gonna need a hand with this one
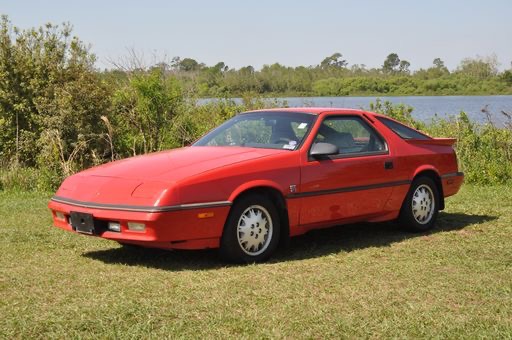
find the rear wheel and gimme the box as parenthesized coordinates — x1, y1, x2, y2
(220, 194, 280, 263)
(399, 177, 439, 232)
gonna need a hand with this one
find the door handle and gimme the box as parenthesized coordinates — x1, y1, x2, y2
(384, 161, 394, 170)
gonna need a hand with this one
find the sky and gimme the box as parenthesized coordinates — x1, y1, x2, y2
(2, 0, 511, 71)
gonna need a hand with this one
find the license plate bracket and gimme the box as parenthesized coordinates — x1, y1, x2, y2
(70, 211, 95, 234)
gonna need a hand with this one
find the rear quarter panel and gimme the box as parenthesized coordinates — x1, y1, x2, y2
(372, 117, 461, 211)
(372, 117, 459, 178)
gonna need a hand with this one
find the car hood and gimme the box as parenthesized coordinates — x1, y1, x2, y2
(55, 146, 287, 205)
(80, 146, 286, 181)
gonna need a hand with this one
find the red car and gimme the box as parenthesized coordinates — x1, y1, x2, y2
(49, 108, 463, 262)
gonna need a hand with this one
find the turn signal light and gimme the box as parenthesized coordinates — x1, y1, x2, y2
(127, 222, 145, 231)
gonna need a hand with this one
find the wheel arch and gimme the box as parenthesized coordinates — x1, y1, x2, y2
(412, 167, 444, 210)
(227, 183, 290, 247)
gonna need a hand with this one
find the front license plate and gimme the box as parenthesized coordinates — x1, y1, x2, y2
(70, 212, 95, 234)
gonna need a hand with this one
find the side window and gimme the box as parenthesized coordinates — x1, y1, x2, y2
(313, 116, 387, 155)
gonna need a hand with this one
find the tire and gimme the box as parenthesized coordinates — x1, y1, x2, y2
(220, 193, 280, 263)
(398, 177, 439, 232)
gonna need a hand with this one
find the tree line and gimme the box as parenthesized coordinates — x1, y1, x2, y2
(102, 50, 512, 98)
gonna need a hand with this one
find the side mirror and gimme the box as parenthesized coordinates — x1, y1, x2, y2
(310, 142, 338, 158)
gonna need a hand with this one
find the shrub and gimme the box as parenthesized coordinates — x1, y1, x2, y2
(0, 16, 112, 179)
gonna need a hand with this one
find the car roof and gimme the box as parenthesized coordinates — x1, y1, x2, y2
(246, 107, 383, 117)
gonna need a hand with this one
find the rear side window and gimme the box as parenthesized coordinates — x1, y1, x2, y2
(377, 117, 431, 140)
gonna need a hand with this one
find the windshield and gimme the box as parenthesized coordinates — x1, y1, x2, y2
(193, 111, 316, 150)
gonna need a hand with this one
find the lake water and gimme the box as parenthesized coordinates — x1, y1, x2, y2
(282, 95, 512, 125)
(203, 95, 512, 125)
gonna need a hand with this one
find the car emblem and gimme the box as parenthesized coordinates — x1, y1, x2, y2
(289, 185, 297, 193)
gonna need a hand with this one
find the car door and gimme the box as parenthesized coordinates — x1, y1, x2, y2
(299, 115, 398, 226)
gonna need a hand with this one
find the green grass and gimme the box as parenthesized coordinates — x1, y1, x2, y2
(1, 186, 511, 338)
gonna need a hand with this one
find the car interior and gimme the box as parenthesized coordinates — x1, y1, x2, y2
(314, 119, 387, 155)
(270, 120, 298, 144)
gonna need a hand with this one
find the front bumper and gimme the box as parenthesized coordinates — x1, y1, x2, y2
(48, 198, 231, 250)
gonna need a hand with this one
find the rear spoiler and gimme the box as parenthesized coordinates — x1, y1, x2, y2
(405, 138, 456, 146)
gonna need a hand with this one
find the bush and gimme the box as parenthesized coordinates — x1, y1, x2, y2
(0, 16, 111, 179)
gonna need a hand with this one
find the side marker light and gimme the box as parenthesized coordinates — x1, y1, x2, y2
(198, 212, 214, 219)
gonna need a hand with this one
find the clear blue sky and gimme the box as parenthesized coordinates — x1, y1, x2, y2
(2, 0, 511, 71)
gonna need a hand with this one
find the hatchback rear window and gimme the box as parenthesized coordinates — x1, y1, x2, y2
(377, 117, 431, 140)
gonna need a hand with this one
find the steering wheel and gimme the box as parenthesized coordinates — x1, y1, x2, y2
(273, 137, 292, 144)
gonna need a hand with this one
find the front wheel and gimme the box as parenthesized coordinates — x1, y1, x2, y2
(399, 177, 439, 232)
(220, 194, 280, 263)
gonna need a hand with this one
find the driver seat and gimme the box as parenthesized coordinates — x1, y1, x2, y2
(271, 121, 296, 143)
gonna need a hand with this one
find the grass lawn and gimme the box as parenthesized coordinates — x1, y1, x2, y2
(1, 185, 511, 338)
